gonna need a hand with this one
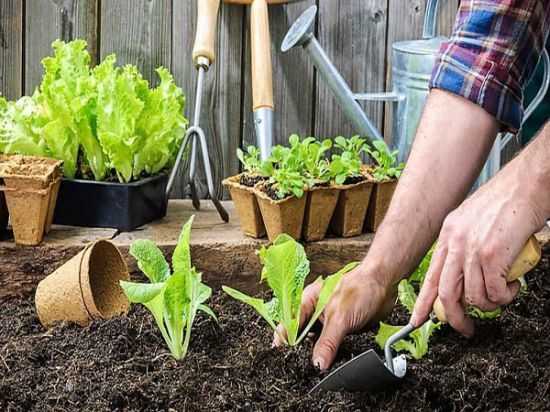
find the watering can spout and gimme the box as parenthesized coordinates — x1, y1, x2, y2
(281, 5, 384, 143)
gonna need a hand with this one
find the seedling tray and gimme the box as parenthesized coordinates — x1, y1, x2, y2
(53, 174, 168, 231)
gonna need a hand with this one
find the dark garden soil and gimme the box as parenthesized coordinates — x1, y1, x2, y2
(239, 174, 265, 188)
(1, 251, 550, 411)
(343, 175, 365, 185)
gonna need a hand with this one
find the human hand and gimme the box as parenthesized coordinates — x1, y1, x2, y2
(410, 175, 544, 336)
(273, 264, 397, 370)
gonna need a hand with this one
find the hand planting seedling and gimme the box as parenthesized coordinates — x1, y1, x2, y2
(223, 234, 358, 345)
(330, 135, 369, 185)
(119, 216, 216, 360)
(367, 140, 404, 181)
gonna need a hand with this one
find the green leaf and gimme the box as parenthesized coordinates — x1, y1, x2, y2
(129, 239, 170, 283)
(468, 306, 502, 319)
(173, 215, 194, 275)
(397, 279, 417, 314)
(376, 320, 441, 360)
(198, 304, 218, 323)
(222, 286, 285, 343)
(119, 280, 165, 304)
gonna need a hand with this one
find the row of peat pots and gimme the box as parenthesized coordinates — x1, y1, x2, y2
(224, 170, 397, 242)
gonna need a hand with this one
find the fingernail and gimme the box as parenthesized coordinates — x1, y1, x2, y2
(313, 358, 325, 370)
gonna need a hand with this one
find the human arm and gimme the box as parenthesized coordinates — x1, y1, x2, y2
(274, 89, 499, 369)
(411, 120, 550, 335)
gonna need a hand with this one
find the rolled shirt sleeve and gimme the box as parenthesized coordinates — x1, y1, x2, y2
(430, 0, 550, 132)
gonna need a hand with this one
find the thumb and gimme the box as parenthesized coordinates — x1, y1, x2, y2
(312, 315, 347, 371)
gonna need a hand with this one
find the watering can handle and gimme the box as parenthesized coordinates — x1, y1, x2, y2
(422, 0, 440, 40)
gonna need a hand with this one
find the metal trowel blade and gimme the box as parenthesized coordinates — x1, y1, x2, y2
(309, 349, 407, 394)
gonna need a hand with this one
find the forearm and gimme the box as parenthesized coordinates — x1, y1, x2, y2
(363, 89, 499, 288)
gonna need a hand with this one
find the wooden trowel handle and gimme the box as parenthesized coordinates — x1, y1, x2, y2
(251, 0, 274, 110)
(433, 235, 542, 323)
(193, 0, 221, 63)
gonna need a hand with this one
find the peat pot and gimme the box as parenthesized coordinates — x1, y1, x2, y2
(53, 174, 168, 231)
(302, 185, 340, 242)
(255, 187, 306, 242)
(223, 174, 266, 238)
(330, 178, 373, 238)
(365, 179, 398, 232)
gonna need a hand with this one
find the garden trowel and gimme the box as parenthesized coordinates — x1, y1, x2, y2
(310, 235, 542, 394)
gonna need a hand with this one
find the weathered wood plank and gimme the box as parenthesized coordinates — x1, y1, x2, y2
(0, 200, 375, 301)
(313, 0, 388, 140)
(24, 0, 99, 95)
(0, 0, 23, 100)
(171, 3, 244, 200)
(100, 0, 171, 87)
(383, 0, 459, 140)
(241, 1, 316, 148)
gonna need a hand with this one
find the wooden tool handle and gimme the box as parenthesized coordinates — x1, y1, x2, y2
(193, 0, 221, 63)
(251, 0, 274, 110)
(433, 236, 542, 322)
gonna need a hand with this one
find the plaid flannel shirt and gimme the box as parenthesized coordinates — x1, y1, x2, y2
(430, 0, 550, 132)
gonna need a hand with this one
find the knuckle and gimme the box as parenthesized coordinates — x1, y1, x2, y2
(319, 336, 338, 354)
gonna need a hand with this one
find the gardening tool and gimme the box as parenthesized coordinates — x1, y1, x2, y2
(224, 0, 296, 159)
(166, 0, 229, 222)
(282, 1, 550, 189)
(310, 235, 542, 393)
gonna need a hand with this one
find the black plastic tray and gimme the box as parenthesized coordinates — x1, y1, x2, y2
(53, 174, 168, 231)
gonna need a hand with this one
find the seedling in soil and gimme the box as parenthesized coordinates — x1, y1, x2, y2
(223, 234, 358, 345)
(291, 135, 332, 187)
(261, 140, 308, 199)
(367, 140, 404, 181)
(236, 145, 267, 187)
(120, 216, 216, 360)
(330, 135, 369, 185)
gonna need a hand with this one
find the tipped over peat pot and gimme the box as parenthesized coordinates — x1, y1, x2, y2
(223, 174, 266, 238)
(35, 240, 130, 328)
(330, 176, 374, 237)
(53, 173, 168, 231)
(302, 185, 340, 241)
(365, 179, 397, 232)
(255, 186, 307, 242)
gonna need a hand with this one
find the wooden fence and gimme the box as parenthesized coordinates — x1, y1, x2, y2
(0, 0, 459, 199)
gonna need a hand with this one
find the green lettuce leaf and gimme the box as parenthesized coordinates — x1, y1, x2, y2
(129, 239, 170, 283)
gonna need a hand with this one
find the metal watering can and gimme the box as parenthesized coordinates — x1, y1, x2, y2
(282, 0, 550, 188)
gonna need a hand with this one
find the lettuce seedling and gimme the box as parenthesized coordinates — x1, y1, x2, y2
(375, 249, 441, 359)
(261, 139, 308, 199)
(292, 135, 332, 186)
(236, 145, 263, 175)
(329, 135, 369, 185)
(119, 216, 216, 360)
(367, 140, 404, 181)
(223, 234, 358, 345)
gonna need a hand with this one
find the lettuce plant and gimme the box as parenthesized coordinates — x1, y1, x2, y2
(223, 234, 358, 345)
(261, 140, 307, 199)
(367, 140, 404, 181)
(236, 145, 263, 175)
(0, 39, 188, 183)
(329, 135, 369, 185)
(119, 216, 216, 360)
(291, 135, 332, 187)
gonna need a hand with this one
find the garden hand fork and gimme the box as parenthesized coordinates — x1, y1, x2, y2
(310, 236, 542, 393)
(167, 0, 228, 222)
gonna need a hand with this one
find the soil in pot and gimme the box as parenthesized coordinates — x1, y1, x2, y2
(330, 174, 373, 237)
(255, 185, 307, 242)
(365, 179, 398, 232)
(223, 174, 266, 238)
(1, 247, 550, 411)
(0, 192, 8, 233)
(302, 184, 340, 242)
